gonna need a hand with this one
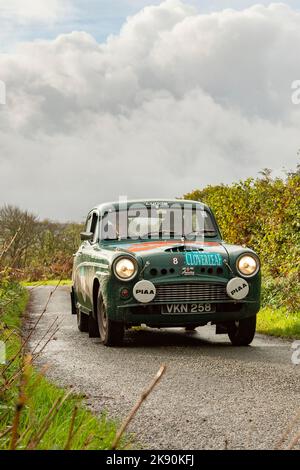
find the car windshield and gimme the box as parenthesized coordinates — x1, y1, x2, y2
(100, 205, 217, 241)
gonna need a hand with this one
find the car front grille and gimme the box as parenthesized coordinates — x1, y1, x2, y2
(155, 283, 229, 303)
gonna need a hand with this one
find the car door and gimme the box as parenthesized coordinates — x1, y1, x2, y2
(74, 211, 93, 309)
(79, 211, 99, 310)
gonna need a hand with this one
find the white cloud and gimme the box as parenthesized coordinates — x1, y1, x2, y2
(0, 0, 73, 22)
(0, 1, 299, 220)
(0, 0, 75, 49)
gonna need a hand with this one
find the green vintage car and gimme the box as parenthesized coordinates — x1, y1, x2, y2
(71, 199, 261, 346)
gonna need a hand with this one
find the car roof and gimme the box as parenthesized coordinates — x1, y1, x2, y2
(91, 199, 209, 215)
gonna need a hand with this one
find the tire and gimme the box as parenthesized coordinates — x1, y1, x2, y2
(96, 291, 124, 346)
(227, 315, 256, 346)
(70, 289, 77, 315)
(77, 309, 89, 332)
(88, 313, 100, 338)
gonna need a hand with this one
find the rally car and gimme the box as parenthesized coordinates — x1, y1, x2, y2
(71, 199, 261, 346)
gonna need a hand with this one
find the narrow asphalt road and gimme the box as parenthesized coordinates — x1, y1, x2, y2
(27, 286, 300, 450)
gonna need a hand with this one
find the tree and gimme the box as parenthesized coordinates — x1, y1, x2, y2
(0, 205, 38, 269)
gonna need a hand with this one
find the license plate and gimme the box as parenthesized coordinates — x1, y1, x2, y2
(161, 303, 216, 314)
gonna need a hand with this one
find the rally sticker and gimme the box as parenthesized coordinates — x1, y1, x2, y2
(185, 252, 223, 267)
(182, 267, 195, 276)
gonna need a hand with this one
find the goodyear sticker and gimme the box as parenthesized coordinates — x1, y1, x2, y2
(185, 252, 223, 267)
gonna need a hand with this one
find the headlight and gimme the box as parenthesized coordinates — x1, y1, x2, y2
(237, 254, 259, 277)
(113, 257, 137, 281)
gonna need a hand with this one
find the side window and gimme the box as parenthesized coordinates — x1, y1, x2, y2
(84, 212, 98, 243)
(85, 214, 92, 233)
(90, 212, 99, 243)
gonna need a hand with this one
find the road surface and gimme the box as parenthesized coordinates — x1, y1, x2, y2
(27, 286, 300, 450)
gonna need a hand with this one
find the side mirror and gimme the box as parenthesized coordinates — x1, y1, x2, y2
(80, 231, 93, 241)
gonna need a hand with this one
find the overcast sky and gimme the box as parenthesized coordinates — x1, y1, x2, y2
(0, 1, 299, 221)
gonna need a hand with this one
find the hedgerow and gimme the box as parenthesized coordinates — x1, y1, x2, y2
(184, 167, 300, 313)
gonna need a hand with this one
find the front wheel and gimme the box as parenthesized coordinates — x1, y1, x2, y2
(227, 315, 256, 346)
(96, 292, 124, 346)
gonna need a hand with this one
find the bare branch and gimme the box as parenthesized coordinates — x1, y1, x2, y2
(9, 354, 31, 450)
(26, 389, 73, 449)
(64, 406, 78, 450)
(111, 364, 166, 450)
(1, 280, 61, 374)
(0, 227, 21, 264)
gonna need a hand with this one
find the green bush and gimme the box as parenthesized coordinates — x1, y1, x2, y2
(261, 272, 300, 313)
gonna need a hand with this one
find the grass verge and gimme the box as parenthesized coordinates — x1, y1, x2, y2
(257, 307, 300, 339)
(21, 279, 72, 287)
(0, 282, 127, 450)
